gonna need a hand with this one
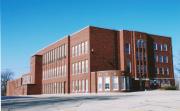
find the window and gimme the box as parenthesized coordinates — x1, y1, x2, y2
(125, 43, 130, 54)
(75, 80, 78, 92)
(75, 45, 78, 57)
(105, 77, 110, 91)
(163, 44, 168, 51)
(72, 64, 74, 75)
(79, 44, 81, 56)
(112, 76, 119, 90)
(82, 80, 85, 92)
(159, 68, 164, 74)
(159, 55, 163, 63)
(64, 64, 66, 76)
(98, 77, 102, 91)
(85, 79, 88, 92)
(154, 54, 158, 62)
(79, 61, 81, 74)
(82, 42, 85, 54)
(72, 46, 74, 57)
(75, 63, 78, 74)
(126, 60, 131, 73)
(59, 46, 62, 59)
(155, 67, 159, 74)
(85, 41, 88, 53)
(64, 44, 67, 57)
(137, 39, 145, 48)
(164, 67, 169, 75)
(82, 61, 85, 73)
(163, 56, 168, 63)
(57, 47, 59, 59)
(62, 65, 64, 76)
(72, 81, 75, 92)
(161, 44, 168, 51)
(85, 60, 88, 73)
(153, 42, 158, 50)
(62, 45, 64, 58)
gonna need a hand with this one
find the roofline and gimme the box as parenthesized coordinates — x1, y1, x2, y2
(32, 25, 172, 56)
(32, 25, 91, 56)
(120, 30, 171, 39)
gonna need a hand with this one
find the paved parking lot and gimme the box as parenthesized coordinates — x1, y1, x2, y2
(1, 90, 180, 111)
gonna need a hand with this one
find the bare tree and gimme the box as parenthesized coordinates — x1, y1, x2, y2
(1, 69, 14, 96)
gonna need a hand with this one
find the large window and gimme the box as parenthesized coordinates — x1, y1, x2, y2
(125, 43, 130, 54)
(126, 60, 131, 73)
(161, 44, 168, 51)
(82, 42, 85, 54)
(153, 42, 158, 50)
(154, 54, 158, 62)
(79, 44, 81, 56)
(159, 67, 164, 74)
(85, 60, 88, 73)
(85, 41, 88, 53)
(112, 76, 119, 90)
(163, 56, 168, 63)
(155, 67, 159, 74)
(82, 61, 85, 73)
(98, 77, 102, 91)
(86, 79, 88, 92)
(78, 61, 81, 74)
(82, 80, 85, 92)
(72, 46, 74, 57)
(105, 77, 110, 91)
(159, 55, 163, 63)
(164, 67, 169, 75)
(137, 39, 145, 48)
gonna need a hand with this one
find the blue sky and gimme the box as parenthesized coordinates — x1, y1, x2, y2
(2, 0, 180, 78)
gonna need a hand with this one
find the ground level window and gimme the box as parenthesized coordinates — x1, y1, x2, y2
(105, 77, 110, 91)
(98, 77, 102, 91)
(112, 76, 119, 90)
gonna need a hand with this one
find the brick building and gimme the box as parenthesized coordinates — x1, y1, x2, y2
(7, 26, 174, 96)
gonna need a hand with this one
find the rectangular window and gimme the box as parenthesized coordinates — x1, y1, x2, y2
(153, 42, 158, 50)
(112, 76, 119, 90)
(79, 61, 81, 74)
(159, 55, 163, 63)
(98, 77, 102, 91)
(163, 56, 168, 63)
(64, 64, 66, 76)
(105, 77, 110, 91)
(62, 45, 64, 58)
(75, 45, 78, 57)
(59, 46, 62, 59)
(72, 64, 74, 75)
(72, 46, 74, 57)
(125, 43, 130, 54)
(86, 79, 88, 92)
(164, 44, 168, 51)
(75, 62, 78, 74)
(159, 67, 164, 74)
(79, 44, 81, 56)
(82, 42, 85, 54)
(85, 41, 88, 53)
(82, 80, 85, 92)
(72, 81, 74, 92)
(164, 67, 169, 75)
(82, 61, 85, 73)
(79, 80, 81, 92)
(154, 54, 158, 62)
(64, 44, 67, 57)
(76, 80, 78, 92)
(62, 65, 64, 76)
(85, 60, 88, 73)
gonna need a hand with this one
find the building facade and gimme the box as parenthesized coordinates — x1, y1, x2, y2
(7, 26, 174, 96)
